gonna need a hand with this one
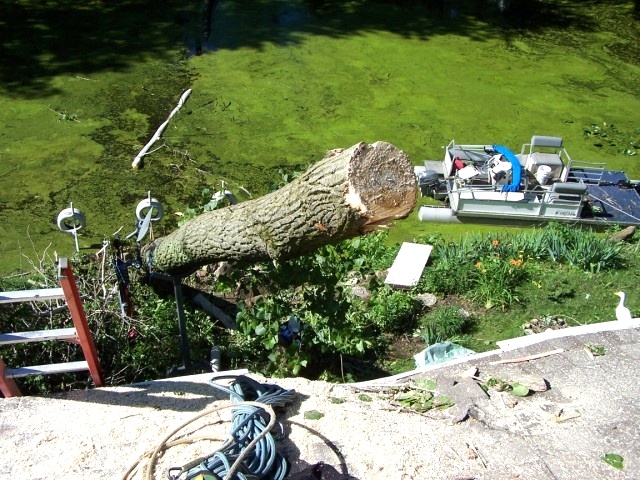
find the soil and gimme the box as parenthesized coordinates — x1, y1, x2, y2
(383, 334, 425, 368)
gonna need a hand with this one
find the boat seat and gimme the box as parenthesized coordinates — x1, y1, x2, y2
(531, 136, 563, 149)
(545, 182, 587, 203)
(550, 182, 587, 195)
(521, 135, 566, 176)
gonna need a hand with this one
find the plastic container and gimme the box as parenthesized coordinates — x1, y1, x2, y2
(536, 165, 552, 185)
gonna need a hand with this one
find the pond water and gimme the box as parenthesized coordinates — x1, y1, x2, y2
(1, 0, 639, 274)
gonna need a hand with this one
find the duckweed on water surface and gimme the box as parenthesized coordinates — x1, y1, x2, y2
(1, 0, 640, 273)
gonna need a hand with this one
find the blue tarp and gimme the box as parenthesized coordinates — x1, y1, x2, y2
(493, 144, 522, 193)
(414, 341, 476, 368)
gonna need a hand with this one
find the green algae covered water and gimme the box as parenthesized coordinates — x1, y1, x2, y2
(1, 0, 639, 273)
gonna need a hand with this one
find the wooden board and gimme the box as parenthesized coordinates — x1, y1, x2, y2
(384, 242, 433, 288)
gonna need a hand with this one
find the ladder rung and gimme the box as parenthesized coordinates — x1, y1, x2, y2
(5, 361, 89, 378)
(0, 288, 65, 304)
(0, 328, 78, 345)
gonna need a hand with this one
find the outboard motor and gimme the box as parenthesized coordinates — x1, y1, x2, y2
(489, 154, 512, 185)
(417, 170, 443, 198)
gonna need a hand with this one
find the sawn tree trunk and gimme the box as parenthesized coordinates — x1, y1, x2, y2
(141, 141, 417, 276)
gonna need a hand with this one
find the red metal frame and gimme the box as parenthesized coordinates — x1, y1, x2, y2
(57, 258, 104, 388)
(0, 358, 22, 397)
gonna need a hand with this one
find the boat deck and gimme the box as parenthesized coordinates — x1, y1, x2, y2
(581, 170, 640, 226)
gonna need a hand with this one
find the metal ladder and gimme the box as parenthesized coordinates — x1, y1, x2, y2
(0, 258, 104, 397)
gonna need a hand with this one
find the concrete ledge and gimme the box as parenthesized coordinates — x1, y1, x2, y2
(350, 318, 640, 388)
(497, 318, 640, 350)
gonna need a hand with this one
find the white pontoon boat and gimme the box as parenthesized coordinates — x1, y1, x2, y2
(415, 135, 640, 227)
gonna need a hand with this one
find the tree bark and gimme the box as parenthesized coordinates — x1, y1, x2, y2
(141, 141, 417, 276)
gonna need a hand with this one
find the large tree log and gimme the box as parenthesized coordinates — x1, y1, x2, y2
(141, 141, 417, 276)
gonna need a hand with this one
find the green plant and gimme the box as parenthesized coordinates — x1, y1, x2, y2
(584, 343, 606, 357)
(394, 379, 454, 413)
(542, 223, 624, 272)
(471, 247, 528, 310)
(418, 238, 477, 295)
(602, 453, 624, 470)
(417, 306, 471, 345)
(584, 122, 638, 156)
(234, 295, 311, 376)
(225, 233, 403, 377)
(177, 186, 236, 226)
(364, 287, 419, 333)
(485, 377, 530, 397)
(268, 167, 304, 191)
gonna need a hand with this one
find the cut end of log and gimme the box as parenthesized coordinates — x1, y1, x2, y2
(346, 141, 417, 232)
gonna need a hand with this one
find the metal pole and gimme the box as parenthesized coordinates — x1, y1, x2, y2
(70, 202, 80, 253)
(172, 276, 191, 368)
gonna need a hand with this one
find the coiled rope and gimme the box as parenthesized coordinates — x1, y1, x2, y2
(122, 375, 295, 480)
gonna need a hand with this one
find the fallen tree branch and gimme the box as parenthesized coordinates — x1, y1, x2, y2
(132, 88, 192, 169)
(191, 293, 236, 329)
(490, 348, 565, 365)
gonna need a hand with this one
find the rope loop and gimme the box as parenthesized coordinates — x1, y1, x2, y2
(122, 378, 294, 480)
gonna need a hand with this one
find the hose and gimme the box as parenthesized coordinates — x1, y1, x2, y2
(122, 375, 295, 480)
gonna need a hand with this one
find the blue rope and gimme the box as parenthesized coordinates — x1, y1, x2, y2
(184, 376, 295, 480)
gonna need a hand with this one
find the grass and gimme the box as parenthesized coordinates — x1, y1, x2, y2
(453, 245, 640, 354)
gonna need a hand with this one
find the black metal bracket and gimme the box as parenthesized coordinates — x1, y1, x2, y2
(149, 272, 194, 373)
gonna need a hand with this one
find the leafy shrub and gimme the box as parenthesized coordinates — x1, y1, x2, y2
(416, 306, 471, 345)
(364, 287, 420, 333)
(418, 239, 477, 295)
(224, 232, 404, 377)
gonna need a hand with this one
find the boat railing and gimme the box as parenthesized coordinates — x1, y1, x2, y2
(452, 182, 586, 205)
(566, 160, 605, 185)
(453, 184, 526, 201)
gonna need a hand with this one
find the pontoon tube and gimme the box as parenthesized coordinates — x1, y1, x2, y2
(418, 206, 461, 223)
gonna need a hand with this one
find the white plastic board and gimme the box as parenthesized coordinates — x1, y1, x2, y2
(384, 242, 433, 288)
